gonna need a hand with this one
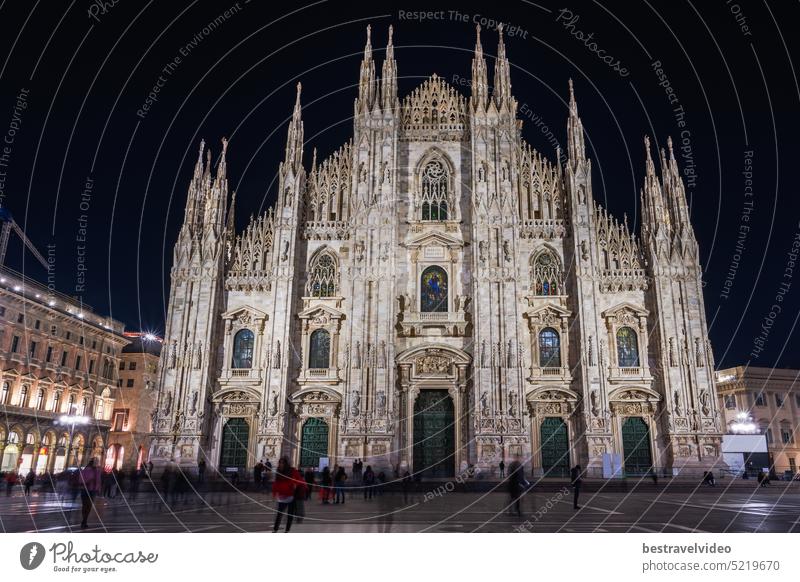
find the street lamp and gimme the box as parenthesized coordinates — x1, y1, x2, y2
(56, 410, 90, 469)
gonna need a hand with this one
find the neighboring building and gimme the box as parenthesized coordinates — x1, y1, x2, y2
(105, 332, 162, 472)
(716, 366, 800, 475)
(0, 267, 127, 474)
(150, 26, 724, 478)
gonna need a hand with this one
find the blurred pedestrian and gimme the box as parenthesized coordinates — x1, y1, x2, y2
(5, 470, 18, 496)
(303, 467, 315, 500)
(363, 465, 376, 500)
(272, 457, 302, 532)
(79, 458, 102, 529)
(320, 466, 332, 504)
(334, 466, 347, 504)
(401, 470, 412, 504)
(23, 469, 35, 496)
(570, 464, 583, 509)
(507, 456, 523, 516)
(253, 460, 264, 489)
(197, 458, 206, 484)
(499, 460, 506, 478)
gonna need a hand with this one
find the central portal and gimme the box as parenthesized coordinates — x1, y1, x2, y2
(413, 389, 455, 478)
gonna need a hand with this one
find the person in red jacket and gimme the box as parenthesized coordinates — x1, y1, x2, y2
(272, 457, 304, 532)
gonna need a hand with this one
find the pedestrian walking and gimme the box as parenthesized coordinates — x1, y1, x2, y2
(197, 458, 206, 484)
(363, 465, 376, 500)
(272, 457, 303, 532)
(253, 460, 264, 489)
(334, 466, 347, 504)
(79, 458, 102, 529)
(5, 470, 18, 496)
(570, 464, 583, 509)
(320, 466, 332, 504)
(401, 470, 412, 504)
(23, 469, 35, 496)
(507, 456, 523, 516)
(303, 467, 315, 500)
(499, 460, 506, 478)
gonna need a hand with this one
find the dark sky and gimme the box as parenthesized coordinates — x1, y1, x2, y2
(0, 0, 797, 369)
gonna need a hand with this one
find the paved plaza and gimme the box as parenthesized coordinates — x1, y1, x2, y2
(1, 481, 799, 533)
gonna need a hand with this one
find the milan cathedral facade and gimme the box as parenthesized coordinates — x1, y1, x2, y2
(149, 25, 724, 478)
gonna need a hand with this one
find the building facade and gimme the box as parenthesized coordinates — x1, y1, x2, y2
(0, 267, 127, 474)
(150, 26, 724, 478)
(716, 366, 799, 475)
(105, 332, 162, 471)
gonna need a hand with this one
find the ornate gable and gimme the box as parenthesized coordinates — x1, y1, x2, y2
(401, 75, 468, 141)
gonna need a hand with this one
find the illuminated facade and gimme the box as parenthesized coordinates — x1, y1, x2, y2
(151, 26, 724, 478)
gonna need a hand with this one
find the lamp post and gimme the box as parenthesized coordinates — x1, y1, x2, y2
(57, 409, 90, 469)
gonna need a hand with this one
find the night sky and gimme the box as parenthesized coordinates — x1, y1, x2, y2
(0, 0, 797, 369)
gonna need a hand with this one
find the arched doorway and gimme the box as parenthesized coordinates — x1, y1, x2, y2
(219, 418, 249, 471)
(413, 390, 455, 478)
(621, 417, 652, 475)
(540, 417, 570, 477)
(299, 418, 329, 469)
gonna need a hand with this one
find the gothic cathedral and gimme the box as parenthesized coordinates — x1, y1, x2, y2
(149, 25, 724, 478)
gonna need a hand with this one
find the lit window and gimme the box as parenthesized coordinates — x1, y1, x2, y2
(419, 159, 449, 221)
(420, 266, 448, 313)
(724, 394, 736, 409)
(538, 328, 561, 368)
(307, 253, 338, 297)
(231, 329, 254, 369)
(531, 250, 562, 296)
(309, 329, 331, 369)
(616, 327, 639, 368)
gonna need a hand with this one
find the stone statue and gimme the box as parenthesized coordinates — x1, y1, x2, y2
(480, 391, 489, 416)
(508, 392, 518, 416)
(273, 340, 281, 368)
(350, 390, 361, 416)
(269, 391, 279, 416)
(193, 342, 202, 369)
(378, 340, 387, 369)
(353, 342, 362, 368)
(587, 336, 594, 366)
(168, 341, 177, 369)
(478, 240, 488, 262)
(376, 390, 386, 414)
(590, 390, 599, 416)
(673, 390, 681, 414)
(281, 240, 289, 262)
(502, 240, 511, 262)
(162, 391, 172, 414)
(700, 390, 710, 415)
(480, 340, 488, 368)
(190, 392, 198, 415)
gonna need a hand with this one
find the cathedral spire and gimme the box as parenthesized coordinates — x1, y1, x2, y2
(566, 79, 586, 168)
(205, 137, 230, 232)
(356, 25, 376, 113)
(380, 25, 398, 110)
(471, 24, 488, 112)
(492, 24, 512, 109)
(641, 135, 671, 245)
(662, 135, 695, 247)
(284, 82, 304, 171)
(183, 140, 206, 230)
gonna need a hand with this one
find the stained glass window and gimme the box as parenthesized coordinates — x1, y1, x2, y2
(420, 266, 448, 313)
(616, 327, 640, 367)
(232, 329, 254, 369)
(420, 159, 449, 221)
(307, 252, 337, 297)
(539, 328, 561, 368)
(532, 250, 561, 296)
(309, 329, 331, 369)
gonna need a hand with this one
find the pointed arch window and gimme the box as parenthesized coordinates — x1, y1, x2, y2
(18, 384, 29, 407)
(0, 382, 8, 405)
(539, 328, 561, 368)
(35, 388, 45, 410)
(232, 329, 255, 369)
(420, 266, 448, 313)
(616, 327, 640, 367)
(307, 252, 338, 297)
(309, 329, 331, 369)
(531, 250, 562, 296)
(420, 159, 449, 221)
